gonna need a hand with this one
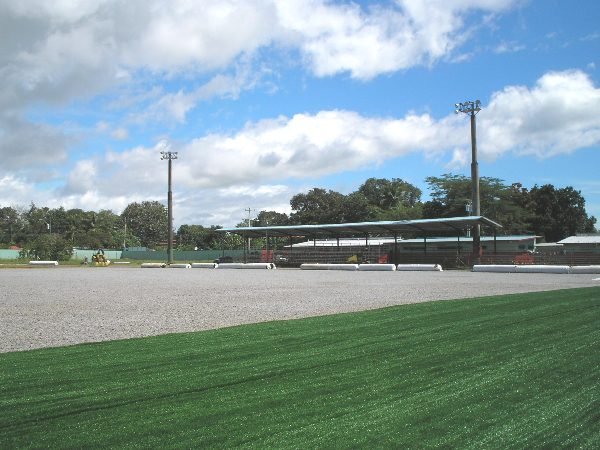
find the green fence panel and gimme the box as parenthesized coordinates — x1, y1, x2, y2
(70, 249, 122, 261)
(0, 249, 20, 260)
(122, 250, 245, 261)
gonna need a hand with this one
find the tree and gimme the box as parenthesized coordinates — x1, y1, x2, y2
(422, 174, 533, 234)
(358, 178, 421, 210)
(0, 206, 23, 246)
(177, 224, 222, 250)
(423, 174, 472, 218)
(289, 188, 347, 224)
(121, 201, 168, 248)
(254, 210, 289, 227)
(341, 192, 374, 223)
(528, 185, 596, 242)
(20, 234, 72, 261)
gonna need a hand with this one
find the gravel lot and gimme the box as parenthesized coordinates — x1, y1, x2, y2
(1, 267, 598, 353)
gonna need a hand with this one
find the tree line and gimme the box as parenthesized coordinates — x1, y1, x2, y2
(1, 174, 596, 259)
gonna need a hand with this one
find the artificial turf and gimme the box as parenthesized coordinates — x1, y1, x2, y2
(0, 287, 599, 448)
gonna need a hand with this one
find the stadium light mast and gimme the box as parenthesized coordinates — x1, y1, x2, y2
(161, 148, 178, 265)
(455, 99, 482, 262)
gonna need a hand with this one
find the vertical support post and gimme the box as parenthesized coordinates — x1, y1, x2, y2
(161, 148, 178, 265)
(243, 234, 247, 263)
(494, 230, 497, 254)
(266, 231, 270, 262)
(394, 232, 398, 265)
(455, 100, 482, 265)
(167, 157, 173, 264)
(470, 112, 481, 263)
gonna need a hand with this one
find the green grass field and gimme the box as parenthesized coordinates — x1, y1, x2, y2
(1, 287, 599, 448)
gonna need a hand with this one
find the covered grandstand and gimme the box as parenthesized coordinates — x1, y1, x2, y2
(219, 216, 504, 267)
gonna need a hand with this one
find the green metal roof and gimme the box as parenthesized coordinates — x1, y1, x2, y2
(218, 216, 502, 238)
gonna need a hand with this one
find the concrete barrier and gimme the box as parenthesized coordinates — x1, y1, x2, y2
(169, 263, 191, 269)
(473, 264, 571, 274)
(515, 265, 570, 274)
(396, 264, 443, 272)
(217, 263, 276, 269)
(357, 264, 397, 271)
(300, 263, 358, 271)
(28, 261, 59, 266)
(569, 265, 600, 274)
(191, 263, 218, 269)
(472, 265, 517, 273)
(141, 263, 166, 268)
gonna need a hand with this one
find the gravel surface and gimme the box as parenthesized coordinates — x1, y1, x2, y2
(1, 267, 598, 353)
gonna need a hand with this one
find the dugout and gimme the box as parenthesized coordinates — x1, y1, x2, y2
(219, 216, 503, 267)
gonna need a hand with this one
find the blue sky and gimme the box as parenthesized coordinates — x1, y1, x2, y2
(1, 0, 599, 227)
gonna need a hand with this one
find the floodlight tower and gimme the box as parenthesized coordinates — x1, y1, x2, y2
(161, 149, 178, 265)
(455, 100, 482, 261)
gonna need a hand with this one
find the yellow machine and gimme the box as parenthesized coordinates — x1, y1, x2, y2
(92, 249, 111, 266)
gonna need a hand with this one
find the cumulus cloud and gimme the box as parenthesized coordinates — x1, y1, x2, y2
(480, 70, 600, 159)
(11, 69, 593, 226)
(279, 0, 520, 79)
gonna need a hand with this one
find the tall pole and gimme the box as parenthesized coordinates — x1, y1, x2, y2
(245, 207, 255, 253)
(161, 149, 178, 265)
(455, 100, 482, 263)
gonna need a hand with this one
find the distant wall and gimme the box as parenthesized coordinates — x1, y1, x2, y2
(71, 249, 122, 261)
(0, 249, 20, 259)
(122, 250, 245, 261)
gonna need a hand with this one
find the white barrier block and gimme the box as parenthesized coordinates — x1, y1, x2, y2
(396, 264, 443, 272)
(569, 265, 600, 274)
(217, 263, 276, 269)
(300, 263, 358, 271)
(358, 264, 397, 271)
(515, 265, 570, 274)
(141, 263, 166, 268)
(29, 261, 59, 266)
(191, 263, 218, 269)
(169, 263, 191, 269)
(472, 265, 517, 273)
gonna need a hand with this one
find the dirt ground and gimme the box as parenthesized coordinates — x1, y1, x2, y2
(1, 266, 598, 352)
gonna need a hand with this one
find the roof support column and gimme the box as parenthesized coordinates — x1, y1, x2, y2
(265, 231, 270, 263)
(494, 229, 497, 254)
(243, 235, 247, 263)
(394, 232, 398, 265)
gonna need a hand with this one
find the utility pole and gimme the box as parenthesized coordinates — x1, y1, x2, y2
(245, 207, 255, 252)
(455, 100, 482, 263)
(161, 148, 178, 265)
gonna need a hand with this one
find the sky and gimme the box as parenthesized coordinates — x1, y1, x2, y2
(1, 0, 599, 228)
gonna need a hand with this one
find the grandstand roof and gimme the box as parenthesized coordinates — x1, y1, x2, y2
(218, 216, 502, 238)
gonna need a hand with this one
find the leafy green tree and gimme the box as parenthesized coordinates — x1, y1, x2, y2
(22, 203, 52, 239)
(121, 201, 168, 248)
(528, 185, 596, 242)
(358, 178, 421, 210)
(20, 234, 72, 261)
(422, 174, 533, 234)
(254, 210, 289, 226)
(177, 224, 222, 250)
(423, 174, 472, 218)
(289, 188, 347, 224)
(341, 192, 374, 223)
(0, 206, 23, 246)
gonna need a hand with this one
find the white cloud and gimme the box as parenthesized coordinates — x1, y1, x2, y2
(278, 0, 520, 79)
(481, 70, 600, 159)
(17, 69, 593, 226)
(111, 127, 129, 140)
